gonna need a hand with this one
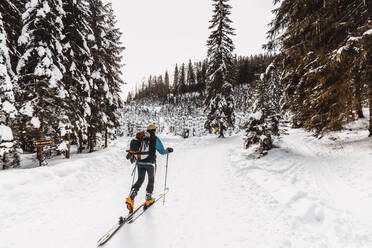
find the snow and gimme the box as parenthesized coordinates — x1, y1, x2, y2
(0, 124, 13, 141)
(1, 117, 372, 248)
(1, 100, 17, 117)
(336, 45, 346, 55)
(37, 47, 46, 57)
(251, 110, 263, 120)
(30, 117, 41, 128)
(19, 102, 34, 117)
(36, 1, 51, 18)
(363, 29, 372, 36)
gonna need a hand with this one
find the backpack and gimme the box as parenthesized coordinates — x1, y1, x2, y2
(126, 131, 146, 163)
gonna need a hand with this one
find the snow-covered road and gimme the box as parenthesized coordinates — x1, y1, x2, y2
(1, 126, 372, 248)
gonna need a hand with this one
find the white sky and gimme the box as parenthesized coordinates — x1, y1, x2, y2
(107, 0, 275, 98)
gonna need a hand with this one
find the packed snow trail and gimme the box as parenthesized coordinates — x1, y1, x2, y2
(105, 135, 287, 248)
(1, 126, 372, 248)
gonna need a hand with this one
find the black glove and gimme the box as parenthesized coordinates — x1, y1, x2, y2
(126, 152, 132, 160)
(167, 147, 174, 153)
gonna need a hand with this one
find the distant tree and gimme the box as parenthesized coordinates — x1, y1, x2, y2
(196, 60, 207, 95)
(164, 71, 170, 96)
(204, 0, 236, 138)
(179, 63, 186, 94)
(173, 64, 179, 96)
(126, 92, 133, 103)
(187, 60, 196, 92)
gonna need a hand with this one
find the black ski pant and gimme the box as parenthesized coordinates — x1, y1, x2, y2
(132, 165, 155, 195)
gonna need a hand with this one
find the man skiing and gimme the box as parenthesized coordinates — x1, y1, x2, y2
(126, 124, 173, 212)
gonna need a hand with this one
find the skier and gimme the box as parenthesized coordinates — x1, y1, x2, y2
(126, 124, 173, 212)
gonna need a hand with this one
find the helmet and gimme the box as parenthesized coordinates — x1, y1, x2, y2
(147, 124, 156, 131)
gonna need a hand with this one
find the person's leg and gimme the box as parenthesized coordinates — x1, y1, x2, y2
(145, 165, 155, 194)
(131, 166, 146, 198)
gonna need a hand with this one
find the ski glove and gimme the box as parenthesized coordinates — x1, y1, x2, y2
(167, 147, 174, 153)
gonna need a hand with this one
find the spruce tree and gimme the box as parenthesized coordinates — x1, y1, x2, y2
(187, 60, 196, 93)
(0, 0, 25, 72)
(101, 2, 124, 147)
(61, 0, 93, 157)
(267, 0, 371, 136)
(204, 0, 236, 138)
(164, 71, 170, 96)
(86, 0, 123, 151)
(173, 64, 179, 96)
(0, 12, 20, 169)
(17, 0, 67, 166)
(179, 63, 186, 94)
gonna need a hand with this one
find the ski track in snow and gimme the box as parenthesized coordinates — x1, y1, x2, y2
(229, 126, 372, 248)
(1, 127, 372, 248)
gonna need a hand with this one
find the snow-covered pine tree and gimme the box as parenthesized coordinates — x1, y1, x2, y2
(0, 12, 20, 169)
(99, 2, 124, 148)
(243, 67, 280, 157)
(86, 0, 107, 152)
(17, 0, 67, 166)
(0, 0, 25, 73)
(204, 0, 235, 138)
(61, 0, 93, 157)
(86, 0, 123, 151)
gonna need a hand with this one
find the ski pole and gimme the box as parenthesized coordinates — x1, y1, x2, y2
(163, 153, 169, 205)
(130, 165, 137, 193)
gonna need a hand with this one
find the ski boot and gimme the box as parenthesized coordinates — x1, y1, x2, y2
(126, 189, 137, 213)
(126, 197, 134, 213)
(144, 192, 155, 210)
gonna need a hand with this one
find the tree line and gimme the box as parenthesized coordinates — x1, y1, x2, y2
(0, 0, 124, 169)
(127, 55, 272, 102)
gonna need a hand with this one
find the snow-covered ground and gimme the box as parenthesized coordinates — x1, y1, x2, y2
(1, 121, 372, 248)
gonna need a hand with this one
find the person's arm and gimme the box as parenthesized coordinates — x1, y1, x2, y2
(156, 138, 168, 155)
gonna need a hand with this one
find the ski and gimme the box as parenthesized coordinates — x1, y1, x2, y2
(97, 202, 145, 247)
(128, 188, 169, 224)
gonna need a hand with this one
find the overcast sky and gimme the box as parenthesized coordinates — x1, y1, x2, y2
(107, 0, 275, 98)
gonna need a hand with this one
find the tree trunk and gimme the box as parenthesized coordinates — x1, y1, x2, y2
(218, 124, 225, 138)
(353, 72, 364, 118)
(36, 129, 46, 166)
(104, 127, 108, 148)
(365, 2, 372, 137)
(78, 131, 83, 153)
(368, 70, 372, 137)
(89, 127, 95, 153)
(66, 133, 71, 159)
(367, 61, 372, 137)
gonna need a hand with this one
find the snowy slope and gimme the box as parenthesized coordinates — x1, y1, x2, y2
(1, 122, 372, 248)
